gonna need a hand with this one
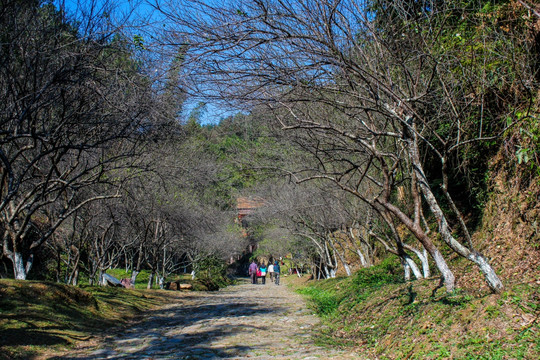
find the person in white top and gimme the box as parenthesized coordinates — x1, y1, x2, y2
(268, 263, 275, 282)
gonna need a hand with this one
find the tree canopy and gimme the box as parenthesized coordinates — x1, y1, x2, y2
(1, 0, 539, 300)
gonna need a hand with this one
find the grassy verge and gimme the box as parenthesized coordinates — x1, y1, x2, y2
(0, 279, 180, 360)
(294, 259, 539, 359)
(105, 268, 231, 291)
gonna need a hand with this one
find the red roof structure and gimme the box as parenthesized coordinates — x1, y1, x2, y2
(236, 196, 264, 220)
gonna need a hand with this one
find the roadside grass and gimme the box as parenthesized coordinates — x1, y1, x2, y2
(0, 279, 179, 360)
(105, 268, 229, 291)
(295, 259, 539, 360)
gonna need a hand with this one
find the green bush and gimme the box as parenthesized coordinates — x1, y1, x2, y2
(192, 255, 231, 291)
(353, 257, 404, 288)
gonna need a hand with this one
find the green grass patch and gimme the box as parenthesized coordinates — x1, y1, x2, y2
(0, 279, 178, 360)
(295, 259, 539, 359)
(298, 285, 341, 316)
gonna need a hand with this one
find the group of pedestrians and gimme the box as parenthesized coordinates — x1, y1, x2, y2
(248, 260, 280, 285)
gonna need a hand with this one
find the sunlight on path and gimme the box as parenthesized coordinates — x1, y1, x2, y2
(55, 279, 364, 359)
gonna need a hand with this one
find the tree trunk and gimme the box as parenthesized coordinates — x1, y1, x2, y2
(56, 248, 62, 283)
(402, 258, 411, 281)
(131, 270, 140, 285)
(349, 228, 369, 267)
(370, 231, 422, 281)
(88, 261, 97, 286)
(323, 241, 337, 278)
(125, 254, 130, 273)
(25, 253, 34, 278)
(328, 267, 336, 278)
(422, 248, 430, 278)
(131, 242, 145, 287)
(329, 237, 351, 276)
(403, 244, 430, 278)
(381, 211, 423, 281)
(428, 196, 503, 292)
(379, 200, 456, 292)
(98, 269, 104, 286)
(72, 267, 79, 286)
(147, 271, 155, 289)
(404, 254, 422, 280)
(67, 251, 81, 285)
(408, 132, 503, 293)
(13, 252, 27, 280)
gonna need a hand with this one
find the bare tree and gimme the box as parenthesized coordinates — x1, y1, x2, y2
(153, 0, 528, 293)
(0, 0, 154, 279)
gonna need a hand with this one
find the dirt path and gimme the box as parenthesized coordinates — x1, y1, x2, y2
(55, 278, 363, 359)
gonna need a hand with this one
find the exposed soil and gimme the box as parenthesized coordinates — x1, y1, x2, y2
(51, 278, 364, 359)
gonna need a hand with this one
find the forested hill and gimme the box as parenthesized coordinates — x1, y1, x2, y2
(0, 0, 539, 357)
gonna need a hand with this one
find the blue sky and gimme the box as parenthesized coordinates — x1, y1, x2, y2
(54, 0, 240, 125)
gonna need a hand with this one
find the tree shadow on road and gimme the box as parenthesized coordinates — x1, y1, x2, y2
(52, 300, 283, 359)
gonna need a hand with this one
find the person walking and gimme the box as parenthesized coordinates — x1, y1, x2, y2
(249, 260, 258, 284)
(268, 262, 274, 282)
(259, 263, 267, 285)
(273, 260, 281, 285)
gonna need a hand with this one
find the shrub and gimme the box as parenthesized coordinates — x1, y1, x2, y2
(192, 255, 231, 291)
(353, 257, 404, 288)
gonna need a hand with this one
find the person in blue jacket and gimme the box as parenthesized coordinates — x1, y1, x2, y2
(273, 261, 281, 285)
(259, 263, 267, 284)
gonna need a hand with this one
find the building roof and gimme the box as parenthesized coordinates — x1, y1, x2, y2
(237, 196, 264, 218)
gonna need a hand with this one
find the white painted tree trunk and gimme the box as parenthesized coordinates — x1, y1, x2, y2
(405, 245, 430, 278)
(131, 270, 140, 285)
(13, 252, 27, 280)
(407, 128, 502, 292)
(356, 249, 368, 267)
(405, 255, 422, 280)
(147, 271, 154, 289)
(422, 248, 430, 278)
(349, 228, 368, 267)
(432, 248, 455, 291)
(414, 158, 503, 292)
(402, 259, 411, 281)
(25, 253, 34, 276)
(386, 205, 456, 292)
(329, 267, 337, 278)
(323, 266, 329, 279)
(342, 260, 352, 277)
(72, 268, 79, 286)
(330, 238, 352, 276)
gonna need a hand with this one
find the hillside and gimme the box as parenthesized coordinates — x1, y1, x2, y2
(294, 153, 540, 359)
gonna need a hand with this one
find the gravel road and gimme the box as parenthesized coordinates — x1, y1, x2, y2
(55, 278, 364, 360)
